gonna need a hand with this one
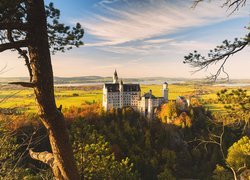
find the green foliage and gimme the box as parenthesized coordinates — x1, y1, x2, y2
(183, 37, 248, 81)
(72, 93, 79, 97)
(0, 122, 19, 178)
(157, 168, 176, 180)
(76, 135, 135, 179)
(70, 108, 178, 179)
(212, 165, 232, 180)
(0, 86, 249, 179)
(211, 136, 250, 179)
(46, 3, 84, 54)
(0, 0, 27, 43)
(226, 136, 250, 171)
(0, 1, 84, 54)
(0, 120, 53, 179)
(184, 0, 249, 81)
(71, 121, 136, 179)
(217, 89, 250, 133)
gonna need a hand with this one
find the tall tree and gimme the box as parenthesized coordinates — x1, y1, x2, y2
(184, 0, 249, 81)
(216, 89, 250, 134)
(0, 0, 84, 179)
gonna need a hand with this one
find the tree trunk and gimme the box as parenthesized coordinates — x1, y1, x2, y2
(26, 0, 79, 179)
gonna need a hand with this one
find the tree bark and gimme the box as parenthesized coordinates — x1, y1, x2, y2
(26, 0, 79, 179)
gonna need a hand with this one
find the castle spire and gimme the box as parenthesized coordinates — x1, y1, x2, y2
(113, 69, 118, 83)
(163, 82, 168, 101)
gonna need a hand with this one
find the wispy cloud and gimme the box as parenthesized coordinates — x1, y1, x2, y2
(81, 0, 248, 47)
(144, 38, 173, 44)
(95, 39, 217, 56)
(96, 0, 122, 7)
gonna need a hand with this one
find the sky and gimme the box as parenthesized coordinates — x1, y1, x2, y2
(0, 0, 249, 79)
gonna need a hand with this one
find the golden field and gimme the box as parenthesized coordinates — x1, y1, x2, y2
(0, 83, 249, 113)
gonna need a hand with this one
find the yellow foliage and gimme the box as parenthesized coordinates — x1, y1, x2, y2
(226, 136, 250, 170)
(172, 112, 192, 128)
(157, 102, 177, 123)
(63, 103, 102, 121)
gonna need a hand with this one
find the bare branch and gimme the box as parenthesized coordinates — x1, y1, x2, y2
(29, 149, 55, 168)
(0, 64, 7, 75)
(6, 30, 32, 82)
(192, 0, 203, 8)
(7, 129, 37, 175)
(224, 0, 247, 14)
(8, 82, 36, 88)
(192, 0, 247, 14)
(18, 49, 33, 82)
(207, 56, 230, 82)
(236, 163, 247, 174)
(184, 38, 248, 81)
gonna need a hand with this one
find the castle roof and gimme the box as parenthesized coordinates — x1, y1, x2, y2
(142, 92, 156, 99)
(114, 70, 117, 76)
(104, 83, 140, 92)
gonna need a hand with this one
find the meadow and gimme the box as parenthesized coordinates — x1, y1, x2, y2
(0, 83, 249, 113)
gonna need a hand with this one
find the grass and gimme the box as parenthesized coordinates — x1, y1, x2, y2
(0, 84, 249, 113)
(141, 84, 196, 100)
(205, 104, 226, 112)
(0, 87, 102, 112)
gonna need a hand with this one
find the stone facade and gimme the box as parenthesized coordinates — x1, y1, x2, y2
(103, 70, 169, 117)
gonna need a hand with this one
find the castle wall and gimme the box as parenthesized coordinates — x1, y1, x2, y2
(103, 71, 168, 118)
(104, 88, 141, 110)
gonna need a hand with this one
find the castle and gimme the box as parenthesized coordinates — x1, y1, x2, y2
(103, 70, 169, 117)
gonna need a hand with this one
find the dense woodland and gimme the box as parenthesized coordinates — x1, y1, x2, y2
(0, 0, 249, 179)
(0, 88, 249, 179)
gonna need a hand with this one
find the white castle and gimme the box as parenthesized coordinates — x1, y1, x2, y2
(103, 70, 169, 117)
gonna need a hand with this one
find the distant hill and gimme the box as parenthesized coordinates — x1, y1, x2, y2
(0, 76, 249, 85)
(0, 76, 189, 84)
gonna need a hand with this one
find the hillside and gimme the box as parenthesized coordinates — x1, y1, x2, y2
(0, 76, 250, 85)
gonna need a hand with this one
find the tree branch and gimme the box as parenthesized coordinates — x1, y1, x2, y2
(29, 149, 55, 167)
(0, 23, 29, 31)
(184, 39, 248, 81)
(192, 0, 247, 14)
(7, 29, 33, 82)
(9, 82, 36, 88)
(224, 0, 247, 15)
(0, 40, 29, 52)
(18, 49, 33, 82)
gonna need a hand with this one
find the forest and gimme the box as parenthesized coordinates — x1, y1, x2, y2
(0, 86, 249, 179)
(0, 0, 249, 179)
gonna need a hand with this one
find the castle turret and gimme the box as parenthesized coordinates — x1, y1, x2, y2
(149, 89, 152, 99)
(103, 84, 108, 110)
(163, 82, 168, 101)
(119, 79, 123, 108)
(148, 89, 153, 119)
(113, 70, 118, 83)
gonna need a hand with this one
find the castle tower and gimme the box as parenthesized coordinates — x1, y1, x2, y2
(103, 84, 108, 110)
(148, 89, 153, 119)
(149, 89, 152, 99)
(119, 79, 124, 108)
(163, 82, 168, 101)
(113, 70, 118, 83)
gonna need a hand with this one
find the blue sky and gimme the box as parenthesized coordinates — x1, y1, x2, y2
(0, 0, 249, 78)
